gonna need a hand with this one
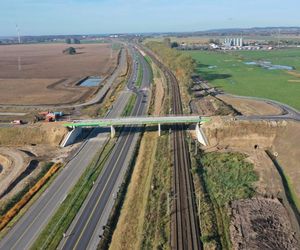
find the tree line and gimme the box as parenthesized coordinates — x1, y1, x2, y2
(146, 40, 196, 90)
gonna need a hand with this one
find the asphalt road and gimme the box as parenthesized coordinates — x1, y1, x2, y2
(223, 94, 300, 121)
(0, 45, 137, 250)
(197, 80, 300, 121)
(59, 46, 151, 250)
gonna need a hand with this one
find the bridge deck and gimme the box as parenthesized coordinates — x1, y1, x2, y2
(63, 116, 209, 127)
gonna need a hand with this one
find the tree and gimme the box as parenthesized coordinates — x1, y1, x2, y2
(63, 47, 76, 55)
(171, 42, 179, 48)
(214, 39, 220, 45)
(208, 38, 215, 44)
(208, 38, 220, 45)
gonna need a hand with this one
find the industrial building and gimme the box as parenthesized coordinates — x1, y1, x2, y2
(224, 37, 243, 47)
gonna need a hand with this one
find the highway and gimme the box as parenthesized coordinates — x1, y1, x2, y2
(0, 45, 142, 250)
(59, 46, 151, 249)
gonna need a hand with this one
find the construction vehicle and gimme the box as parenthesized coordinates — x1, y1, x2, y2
(11, 120, 24, 125)
(38, 111, 64, 122)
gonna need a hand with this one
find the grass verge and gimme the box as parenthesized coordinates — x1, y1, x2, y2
(136, 60, 143, 87)
(196, 151, 258, 249)
(31, 140, 115, 250)
(144, 56, 154, 85)
(189, 142, 221, 249)
(140, 133, 171, 249)
(108, 130, 158, 249)
(122, 94, 137, 117)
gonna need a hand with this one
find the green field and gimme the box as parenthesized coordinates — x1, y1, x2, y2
(186, 49, 300, 110)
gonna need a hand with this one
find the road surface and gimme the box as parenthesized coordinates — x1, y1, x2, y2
(59, 46, 151, 250)
(0, 45, 136, 250)
(223, 94, 300, 122)
(197, 79, 300, 121)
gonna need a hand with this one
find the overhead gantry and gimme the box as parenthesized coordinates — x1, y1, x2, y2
(63, 115, 210, 145)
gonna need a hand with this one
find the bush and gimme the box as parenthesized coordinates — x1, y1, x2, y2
(201, 152, 258, 207)
(63, 47, 76, 55)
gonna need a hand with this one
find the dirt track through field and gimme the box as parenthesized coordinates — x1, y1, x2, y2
(0, 149, 28, 197)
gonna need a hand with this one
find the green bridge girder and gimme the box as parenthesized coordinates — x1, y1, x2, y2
(63, 116, 210, 128)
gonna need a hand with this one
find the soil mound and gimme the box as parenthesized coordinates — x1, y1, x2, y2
(0, 123, 68, 146)
(230, 197, 299, 250)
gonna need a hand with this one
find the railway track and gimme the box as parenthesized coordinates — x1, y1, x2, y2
(142, 46, 202, 249)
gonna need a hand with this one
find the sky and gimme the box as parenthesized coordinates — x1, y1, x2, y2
(0, 0, 299, 36)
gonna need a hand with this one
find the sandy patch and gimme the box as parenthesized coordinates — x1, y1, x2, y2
(0, 78, 94, 105)
(0, 123, 68, 147)
(218, 95, 282, 116)
(191, 95, 237, 116)
(287, 71, 300, 78)
(0, 148, 29, 197)
(273, 121, 300, 198)
(153, 76, 164, 115)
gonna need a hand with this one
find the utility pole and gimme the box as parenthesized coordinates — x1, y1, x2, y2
(16, 24, 21, 44)
(277, 28, 281, 48)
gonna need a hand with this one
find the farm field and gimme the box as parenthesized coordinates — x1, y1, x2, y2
(186, 48, 300, 110)
(0, 43, 118, 105)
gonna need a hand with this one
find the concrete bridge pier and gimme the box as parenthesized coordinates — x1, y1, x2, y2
(111, 125, 116, 138)
(60, 127, 83, 147)
(158, 123, 161, 136)
(195, 123, 208, 146)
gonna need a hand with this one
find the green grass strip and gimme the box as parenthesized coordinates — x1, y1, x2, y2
(285, 173, 300, 212)
(122, 94, 137, 117)
(136, 60, 143, 87)
(144, 56, 154, 84)
(31, 141, 115, 250)
(199, 152, 258, 249)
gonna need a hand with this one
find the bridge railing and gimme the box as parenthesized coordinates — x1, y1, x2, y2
(63, 115, 210, 127)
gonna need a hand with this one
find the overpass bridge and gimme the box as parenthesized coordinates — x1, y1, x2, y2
(63, 115, 210, 145)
